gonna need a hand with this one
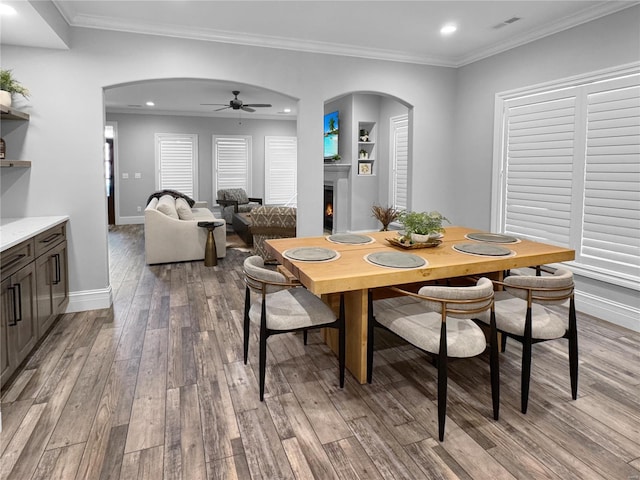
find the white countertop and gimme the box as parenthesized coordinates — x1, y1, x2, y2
(0, 216, 70, 252)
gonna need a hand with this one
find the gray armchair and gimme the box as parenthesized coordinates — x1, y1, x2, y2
(216, 188, 263, 223)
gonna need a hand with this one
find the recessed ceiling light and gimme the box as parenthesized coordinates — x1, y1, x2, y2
(146, 101, 155, 106)
(283, 108, 291, 113)
(0, 4, 17, 15)
(440, 24, 457, 35)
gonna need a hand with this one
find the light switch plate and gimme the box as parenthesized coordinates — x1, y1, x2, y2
(134, 172, 141, 179)
(122, 173, 129, 179)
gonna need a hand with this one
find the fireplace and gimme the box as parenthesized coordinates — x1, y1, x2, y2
(324, 185, 334, 230)
(324, 163, 349, 233)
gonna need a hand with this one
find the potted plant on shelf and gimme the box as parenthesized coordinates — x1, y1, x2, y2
(0, 69, 29, 107)
(398, 210, 449, 243)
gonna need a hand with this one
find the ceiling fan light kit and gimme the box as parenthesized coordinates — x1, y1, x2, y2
(201, 90, 272, 113)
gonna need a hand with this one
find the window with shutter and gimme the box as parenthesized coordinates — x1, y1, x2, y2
(502, 93, 576, 246)
(582, 79, 640, 280)
(265, 136, 297, 206)
(391, 115, 409, 211)
(155, 133, 198, 199)
(494, 66, 639, 289)
(213, 135, 251, 193)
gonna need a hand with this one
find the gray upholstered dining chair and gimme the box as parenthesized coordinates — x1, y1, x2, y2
(367, 278, 499, 441)
(478, 267, 577, 414)
(243, 255, 345, 401)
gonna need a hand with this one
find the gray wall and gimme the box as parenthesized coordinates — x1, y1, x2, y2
(1, 6, 637, 329)
(452, 6, 640, 330)
(106, 112, 296, 219)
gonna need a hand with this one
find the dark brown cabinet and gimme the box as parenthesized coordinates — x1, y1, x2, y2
(36, 236, 69, 336)
(1, 261, 37, 385)
(1, 221, 68, 386)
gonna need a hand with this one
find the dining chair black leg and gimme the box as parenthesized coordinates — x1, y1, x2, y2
(568, 298, 579, 400)
(500, 332, 507, 352)
(489, 311, 500, 420)
(259, 306, 268, 402)
(521, 307, 533, 414)
(243, 286, 251, 364)
(338, 294, 346, 388)
(437, 322, 448, 441)
(366, 290, 374, 384)
(303, 329, 308, 345)
(437, 357, 448, 442)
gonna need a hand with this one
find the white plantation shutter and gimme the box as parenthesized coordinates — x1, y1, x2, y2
(503, 94, 576, 245)
(214, 135, 251, 192)
(582, 80, 640, 278)
(155, 133, 198, 198)
(391, 115, 409, 210)
(265, 136, 297, 205)
(495, 69, 640, 288)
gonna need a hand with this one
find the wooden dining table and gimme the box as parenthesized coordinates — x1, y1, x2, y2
(265, 226, 575, 384)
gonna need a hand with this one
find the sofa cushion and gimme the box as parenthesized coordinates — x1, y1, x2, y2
(192, 208, 216, 220)
(176, 197, 195, 220)
(156, 195, 179, 219)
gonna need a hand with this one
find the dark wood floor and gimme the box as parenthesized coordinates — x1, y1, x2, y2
(1, 224, 639, 479)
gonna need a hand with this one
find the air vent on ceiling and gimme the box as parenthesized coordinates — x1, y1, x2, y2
(492, 16, 521, 29)
(127, 104, 143, 108)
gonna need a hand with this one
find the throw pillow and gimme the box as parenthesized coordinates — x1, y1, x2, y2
(176, 197, 195, 220)
(156, 195, 179, 219)
(146, 189, 196, 207)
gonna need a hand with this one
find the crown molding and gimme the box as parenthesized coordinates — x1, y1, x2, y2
(60, 12, 458, 67)
(457, 1, 639, 66)
(57, 1, 639, 68)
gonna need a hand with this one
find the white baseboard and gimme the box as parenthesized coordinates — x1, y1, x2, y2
(65, 286, 113, 313)
(576, 290, 640, 333)
(62, 282, 638, 333)
(117, 216, 144, 225)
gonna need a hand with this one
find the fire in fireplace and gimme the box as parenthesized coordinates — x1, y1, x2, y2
(324, 185, 334, 230)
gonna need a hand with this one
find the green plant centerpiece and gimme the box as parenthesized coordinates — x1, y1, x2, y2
(0, 69, 29, 107)
(398, 210, 449, 244)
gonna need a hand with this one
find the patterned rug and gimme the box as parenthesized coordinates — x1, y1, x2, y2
(226, 230, 252, 252)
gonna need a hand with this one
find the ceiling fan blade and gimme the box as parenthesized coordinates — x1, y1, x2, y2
(241, 106, 256, 113)
(244, 104, 272, 108)
(200, 103, 227, 106)
(215, 106, 231, 111)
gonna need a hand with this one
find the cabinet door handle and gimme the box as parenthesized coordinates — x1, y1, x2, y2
(15, 282, 22, 322)
(7, 286, 17, 326)
(41, 233, 61, 244)
(53, 253, 61, 285)
(10, 283, 23, 323)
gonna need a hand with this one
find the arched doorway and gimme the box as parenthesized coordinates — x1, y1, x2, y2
(323, 91, 411, 233)
(102, 79, 298, 225)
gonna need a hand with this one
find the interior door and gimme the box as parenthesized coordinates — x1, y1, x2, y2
(105, 123, 116, 225)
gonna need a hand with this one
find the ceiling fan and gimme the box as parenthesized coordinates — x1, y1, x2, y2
(201, 90, 272, 113)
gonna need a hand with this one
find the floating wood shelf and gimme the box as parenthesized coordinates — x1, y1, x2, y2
(0, 160, 31, 168)
(0, 104, 30, 121)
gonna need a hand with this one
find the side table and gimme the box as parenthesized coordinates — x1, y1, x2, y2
(198, 221, 224, 266)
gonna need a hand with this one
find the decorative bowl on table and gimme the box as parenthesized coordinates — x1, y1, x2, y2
(386, 236, 442, 249)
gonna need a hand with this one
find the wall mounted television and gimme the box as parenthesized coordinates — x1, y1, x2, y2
(323, 110, 339, 161)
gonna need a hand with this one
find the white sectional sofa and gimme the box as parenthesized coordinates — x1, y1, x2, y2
(144, 194, 226, 264)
